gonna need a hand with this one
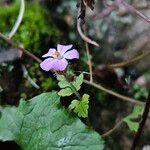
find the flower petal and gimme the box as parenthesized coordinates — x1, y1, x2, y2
(63, 49, 79, 60)
(40, 58, 54, 71)
(52, 58, 68, 71)
(42, 48, 56, 58)
(57, 44, 73, 56)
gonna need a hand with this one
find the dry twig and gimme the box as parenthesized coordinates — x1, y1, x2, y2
(84, 79, 144, 105)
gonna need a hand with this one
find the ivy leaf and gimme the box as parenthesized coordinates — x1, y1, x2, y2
(0, 92, 104, 150)
(58, 88, 73, 97)
(123, 105, 144, 132)
(69, 94, 89, 118)
(73, 73, 84, 91)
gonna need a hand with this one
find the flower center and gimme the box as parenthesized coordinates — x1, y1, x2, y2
(52, 51, 60, 59)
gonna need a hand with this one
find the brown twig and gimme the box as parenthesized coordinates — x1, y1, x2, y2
(131, 92, 150, 150)
(102, 119, 123, 138)
(94, 5, 117, 20)
(108, 50, 150, 68)
(77, 8, 99, 47)
(84, 79, 144, 105)
(0, 32, 42, 63)
(123, 1, 150, 24)
(95, 0, 150, 24)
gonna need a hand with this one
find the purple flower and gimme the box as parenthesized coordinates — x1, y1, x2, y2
(40, 44, 79, 71)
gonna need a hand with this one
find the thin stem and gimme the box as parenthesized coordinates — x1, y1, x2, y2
(77, 9, 99, 47)
(131, 92, 150, 150)
(95, 0, 150, 24)
(69, 82, 82, 100)
(108, 50, 150, 68)
(56, 72, 82, 99)
(94, 5, 117, 20)
(84, 79, 144, 105)
(94, 0, 120, 20)
(123, 1, 150, 24)
(102, 119, 123, 138)
(8, 0, 25, 39)
(83, 24, 93, 82)
(0, 32, 42, 63)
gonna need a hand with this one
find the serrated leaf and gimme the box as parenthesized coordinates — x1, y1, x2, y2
(57, 75, 66, 81)
(73, 73, 84, 91)
(69, 94, 89, 118)
(82, 94, 90, 102)
(123, 105, 144, 132)
(58, 88, 73, 97)
(57, 75, 70, 89)
(0, 92, 104, 150)
(58, 80, 70, 88)
(57, 74, 83, 96)
(69, 100, 79, 110)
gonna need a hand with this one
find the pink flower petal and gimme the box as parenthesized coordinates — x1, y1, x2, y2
(63, 49, 79, 60)
(57, 44, 73, 56)
(40, 58, 54, 71)
(42, 48, 56, 58)
(52, 58, 68, 71)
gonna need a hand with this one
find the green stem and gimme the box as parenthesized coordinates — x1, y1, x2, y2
(69, 82, 82, 100)
(58, 73, 82, 100)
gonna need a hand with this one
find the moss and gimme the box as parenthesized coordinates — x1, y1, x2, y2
(0, 2, 19, 33)
(0, 0, 63, 54)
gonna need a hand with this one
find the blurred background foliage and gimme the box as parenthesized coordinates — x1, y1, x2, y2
(0, 0, 150, 149)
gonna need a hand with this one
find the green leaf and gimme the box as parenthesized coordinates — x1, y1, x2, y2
(57, 75, 66, 81)
(57, 75, 70, 88)
(0, 92, 104, 150)
(58, 80, 70, 88)
(124, 121, 139, 132)
(58, 88, 73, 97)
(69, 100, 80, 110)
(73, 74, 84, 91)
(57, 74, 84, 97)
(123, 105, 144, 132)
(69, 94, 89, 118)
